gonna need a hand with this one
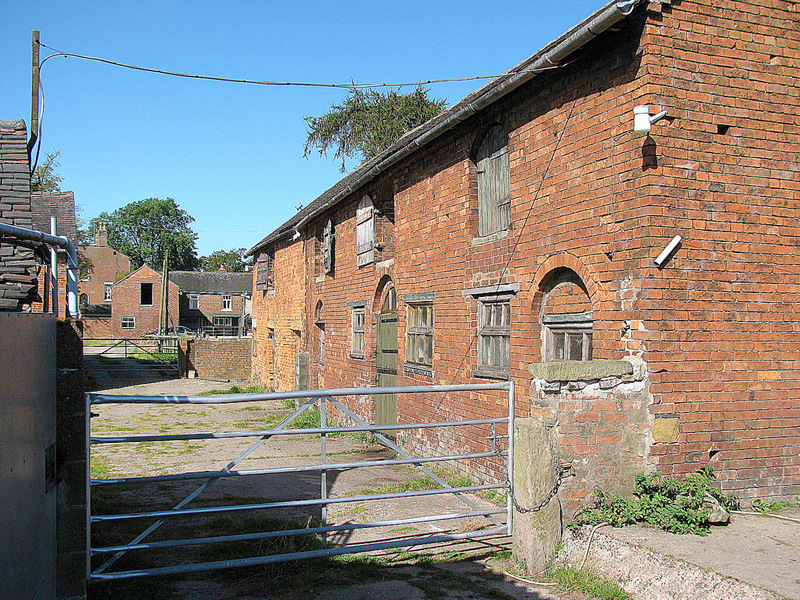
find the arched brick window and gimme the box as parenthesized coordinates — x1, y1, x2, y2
(540, 269, 593, 362)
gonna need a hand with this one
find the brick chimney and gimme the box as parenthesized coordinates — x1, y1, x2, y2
(95, 221, 107, 246)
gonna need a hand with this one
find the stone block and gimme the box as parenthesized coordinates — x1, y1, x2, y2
(513, 418, 562, 575)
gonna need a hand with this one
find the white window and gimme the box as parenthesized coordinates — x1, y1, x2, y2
(351, 306, 365, 357)
(188, 294, 199, 310)
(356, 195, 375, 267)
(476, 124, 511, 237)
(543, 312, 593, 362)
(478, 299, 510, 374)
(222, 295, 232, 311)
(121, 316, 135, 329)
(104, 283, 112, 302)
(406, 303, 433, 367)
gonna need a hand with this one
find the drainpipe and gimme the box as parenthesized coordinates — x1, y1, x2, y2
(50, 216, 58, 314)
(0, 221, 79, 318)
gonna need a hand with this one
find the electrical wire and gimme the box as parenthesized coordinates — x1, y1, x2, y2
(38, 42, 560, 90)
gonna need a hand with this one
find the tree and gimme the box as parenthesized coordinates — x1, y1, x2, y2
(93, 198, 199, 271)
(199, 248, 252, 272)
(304, 85, 447, 172)
(31, 149, 64, 192)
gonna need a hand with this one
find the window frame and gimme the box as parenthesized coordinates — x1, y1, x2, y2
(350, 305, 366, 358)
(222, 294, 232, 311)
(188, 293, 200, 310)
(543, 312, 593, 362)
(121, 315, 135, 329)
(405, 302, 434, 368)
(463, 283, 518, 380)
(103, 282, 113, 302)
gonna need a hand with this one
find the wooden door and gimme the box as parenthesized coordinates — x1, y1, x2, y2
(376, 286, 397, 432)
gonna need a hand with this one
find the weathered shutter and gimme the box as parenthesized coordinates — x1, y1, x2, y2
(322, 219, 334, 274)
(477, 125, 510, 236)
(356, 195, 375, 266)
(255, 251, 272, 291)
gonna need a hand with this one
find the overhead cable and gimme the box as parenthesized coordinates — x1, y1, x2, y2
(38, 42, 559, 90)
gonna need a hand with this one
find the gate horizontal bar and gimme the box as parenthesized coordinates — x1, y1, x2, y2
(91, 417, 508, 444)
(92, 508, 507, 554)
(90, 525, 510, 581)
(91, 450, 504, 486)
(88, 382, 510, 405)
(92, 483, 506, 522)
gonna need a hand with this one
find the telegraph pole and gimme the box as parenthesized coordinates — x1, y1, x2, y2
(28, 30, 40, 160)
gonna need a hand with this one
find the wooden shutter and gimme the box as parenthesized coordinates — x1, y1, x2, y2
(322, 219, 334, 274)
(256, 251, 272, 291)
(477, 125, 510, 236)
(356, 195, 375, 266)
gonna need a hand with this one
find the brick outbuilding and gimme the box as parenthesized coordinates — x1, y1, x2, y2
(249, 0, 800, 508)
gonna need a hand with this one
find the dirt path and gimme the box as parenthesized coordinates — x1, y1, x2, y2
(86, 359, 585, 600)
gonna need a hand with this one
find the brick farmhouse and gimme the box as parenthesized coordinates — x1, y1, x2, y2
(249, 0, 798, 508)
(111, 265, 252, 339)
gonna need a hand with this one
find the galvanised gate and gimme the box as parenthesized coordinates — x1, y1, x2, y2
(87, 382, 515, 581)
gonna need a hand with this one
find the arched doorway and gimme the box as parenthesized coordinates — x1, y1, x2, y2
(375, 280, 397, 433)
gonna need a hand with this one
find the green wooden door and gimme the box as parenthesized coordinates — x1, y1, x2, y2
(376, 312, 398, 432)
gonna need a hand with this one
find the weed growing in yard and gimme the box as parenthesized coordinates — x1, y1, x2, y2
(548, 565, 632, 600)
(751, 498, 793, 514)
(572, 465, 738, 535)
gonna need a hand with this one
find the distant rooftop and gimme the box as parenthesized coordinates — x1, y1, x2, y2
(169, 271, 252, 294)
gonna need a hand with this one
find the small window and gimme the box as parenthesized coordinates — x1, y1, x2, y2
(478, 299, 511, 375)
(544, 312, 593, 362)
(406, 303, 433, 367)
(351, 306, 365, 357)
(189, 294, 199, 310)
(356, 195, 375, 266)
(79, 293, 89, 306)
(222, 294, 232, 311)
(476, 124, 511, 237)
(315, 302, 325, 366)
(121, 316, 135, 329)
(104, 283, 113, 302)
(140, 282, 153, 305)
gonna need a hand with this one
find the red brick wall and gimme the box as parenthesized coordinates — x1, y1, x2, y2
(252, 237, 306, 392)
(78, 244, 130, 306)
(180, 292, 246, 330)
(253, 1, 800, 503)
(82, 316, 112, 339)
(181, 338, 251, 381)
(111, 266, 180, 338)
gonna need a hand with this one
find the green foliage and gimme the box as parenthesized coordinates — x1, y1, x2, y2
(91, 197, 199, 271)
(304, 85, 447, 172)
(31, 149, 63, 192)
(574, 465, 738, 536)
(752, 498, 793, 514)
(199, 247, 252, 272)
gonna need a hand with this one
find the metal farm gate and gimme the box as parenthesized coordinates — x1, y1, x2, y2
(87, 382, 515, 582)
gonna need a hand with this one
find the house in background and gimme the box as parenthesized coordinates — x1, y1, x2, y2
(78, 222, 131, 338)
(249, 0, 799, 510)
(169, 271, 252, 336)
(110, 266, 252, 339)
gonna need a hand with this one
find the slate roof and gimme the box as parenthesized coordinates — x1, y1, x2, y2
(31, 190, 77, 240)
(247, 0, 644, 255)
(168, 271, 252, 294)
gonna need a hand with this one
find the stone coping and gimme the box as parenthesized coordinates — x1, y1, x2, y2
(528, 359, 633, 382)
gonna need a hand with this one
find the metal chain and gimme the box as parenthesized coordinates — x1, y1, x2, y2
(507, 465, 567, 514)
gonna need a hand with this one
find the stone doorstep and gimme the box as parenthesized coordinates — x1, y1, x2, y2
(561, 526, 785, 600)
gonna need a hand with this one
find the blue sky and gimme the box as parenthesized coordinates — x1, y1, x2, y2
(3, 1, 608, 257)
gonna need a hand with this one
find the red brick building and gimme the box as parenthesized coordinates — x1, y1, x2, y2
(111, 267, 252, 339)
(249, 0, 799, 507)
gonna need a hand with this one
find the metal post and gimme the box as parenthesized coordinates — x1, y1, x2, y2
(85, 392, 92, 582)
(506, 380, 515, 536)
(50, 216, 58, 315)
(320, 396, 327, 549)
